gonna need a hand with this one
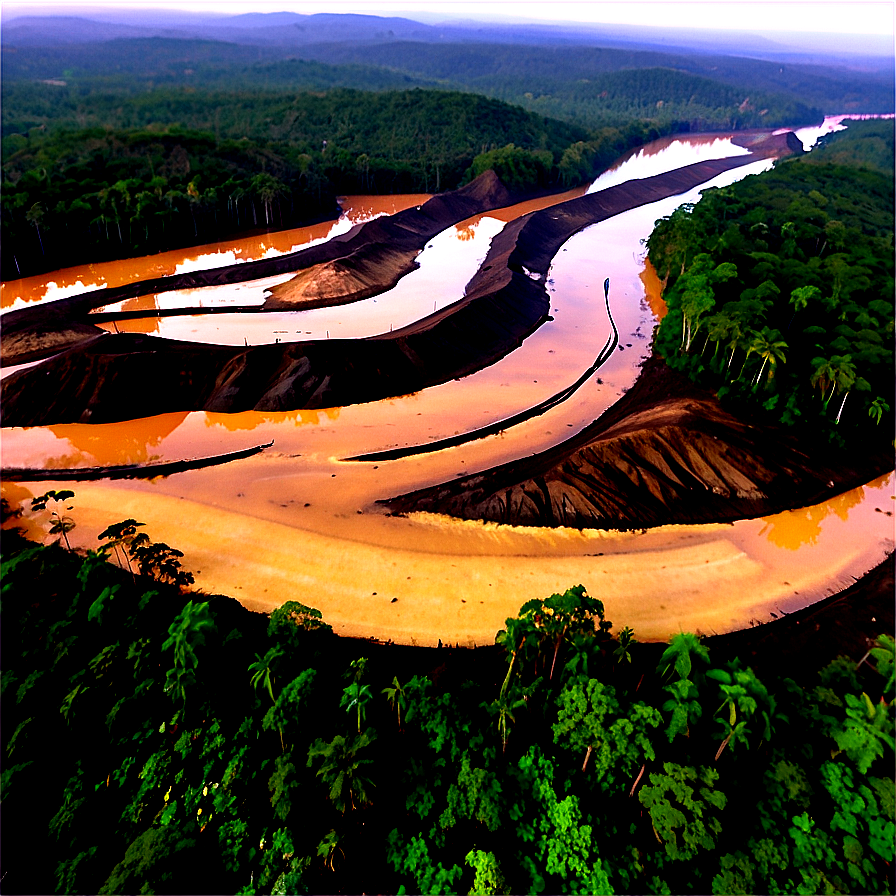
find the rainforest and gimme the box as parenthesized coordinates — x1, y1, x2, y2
(0, 7, 894, 896)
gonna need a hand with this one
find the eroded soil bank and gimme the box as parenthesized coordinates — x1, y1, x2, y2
(1, 149, 783, 427)
(384, 353, 894, 529)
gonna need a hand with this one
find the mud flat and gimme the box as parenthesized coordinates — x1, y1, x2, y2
(1, 143, 793, 427)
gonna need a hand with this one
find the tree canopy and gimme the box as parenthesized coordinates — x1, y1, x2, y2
(646, 119, 894, 443)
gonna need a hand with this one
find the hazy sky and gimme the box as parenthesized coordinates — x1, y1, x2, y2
(3, 0, 894, 37)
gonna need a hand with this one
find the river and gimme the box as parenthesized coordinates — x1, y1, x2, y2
(2, 115, 892, 645)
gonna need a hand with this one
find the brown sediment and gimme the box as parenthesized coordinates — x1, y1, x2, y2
(639, 259, 668, 322)
(1, 319, 107, 366)
(383, 353, 894, 529)
(263, 244, 421, 310)
(1, 149, 783, 427)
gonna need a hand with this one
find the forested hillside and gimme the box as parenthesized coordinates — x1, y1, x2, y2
(1, 508, 893, 896)
(2, 39, 833, 134)
(3, 9, 891, 280)
(294, 41, 839, 129)
(4, 89, 652, 279)
(646, 118, 895, 444)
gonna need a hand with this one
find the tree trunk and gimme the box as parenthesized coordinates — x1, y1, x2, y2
(582, 745, 593, 772)
(835, 391, 848, 424)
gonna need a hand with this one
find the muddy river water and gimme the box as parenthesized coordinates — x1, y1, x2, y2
(2, 117, 892, 645)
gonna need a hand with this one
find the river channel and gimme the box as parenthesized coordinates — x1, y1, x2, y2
(2, 116, 892, 645)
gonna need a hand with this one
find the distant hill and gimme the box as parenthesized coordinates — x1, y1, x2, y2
(2, 8, 892, 62)
(1, 10, 890, 126)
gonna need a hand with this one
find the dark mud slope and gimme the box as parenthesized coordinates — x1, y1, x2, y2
(1, 148, 784, 427)
(262, 245, 421, 310)
(384, 355, 893, 529)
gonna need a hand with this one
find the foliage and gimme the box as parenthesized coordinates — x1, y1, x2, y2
(646, 119, 895, 444)
(466, 848, 510, 895)
(307, 731, 376, 813)
(30, 489, 76, 550)
(162, 600, 216, 709)
(553, 677, 660, 781)
(1, 520, 893, 895)
(638, 762, 727, 862)
(0, 88, 589, 278)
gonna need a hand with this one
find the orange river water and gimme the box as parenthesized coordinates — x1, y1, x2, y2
(2, 122, 893, 646)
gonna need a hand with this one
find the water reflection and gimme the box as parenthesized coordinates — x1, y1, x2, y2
(456, 222, 478, 242)
(639, 260, 667, 322)
(44, 413, 190, 467)
(203, 407, 341, 432)
(1, 482, 46, 542)
(758, 481, 869, 549)
(92, 216, 506, 345)
(588, 135, 749, 194)
(0, 194, 430, 312)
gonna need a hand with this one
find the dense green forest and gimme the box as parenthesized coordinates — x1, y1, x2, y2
(1, 45, 826, 135)
(7, 32, 887, 132)
(646, 118, 895, 444)
(1, 86, 677, 279)
(293, 42, 828, 131)
(1, 493, 893, 895)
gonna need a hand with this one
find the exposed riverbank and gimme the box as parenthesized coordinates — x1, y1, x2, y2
(1, 138, 798, 426)
(0, 171, 513, 365)
(384, 352, 894, 529)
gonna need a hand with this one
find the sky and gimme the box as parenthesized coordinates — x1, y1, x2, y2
(2, 0, 894, 37)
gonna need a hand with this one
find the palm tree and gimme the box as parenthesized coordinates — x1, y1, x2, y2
(495, 613, 538, 698)
(307, 732, 376, 813)
(382, 676, 407, 731)
(835, 376, 868, 425)
(750, 329, 788, 387)
(700, 312, 731, 361)
(736, 328, 762, 381)
(613, 627, 638, 664)
(827, 355, 857, 414)
(492, 687, 527, 754)
(723, 318, 746, 376)
(30, 489, 76, 551)
(679, 278, 715, 352)
(97, 518, 145, 577)
(868, 397, 890, 426)
(810, 356, 838, 409)
(249, 646, 284, 704)
(251, 173, 287, 226)
(341, 682, 373, 734)
(25, 202, 46, 255)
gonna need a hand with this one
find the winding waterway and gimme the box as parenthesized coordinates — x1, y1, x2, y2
(2, 117, 892, 645)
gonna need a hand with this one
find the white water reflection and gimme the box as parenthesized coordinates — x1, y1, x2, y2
(92, 216, 507, 344)
(0, 194, 429, 314)
(588, 135, 750, 194)
(787, 112, 894, 151)
(168, 213, 370, 276)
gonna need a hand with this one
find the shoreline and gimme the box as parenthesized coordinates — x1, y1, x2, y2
(1, 140, 797, 427)
(384, 352, 894, 530)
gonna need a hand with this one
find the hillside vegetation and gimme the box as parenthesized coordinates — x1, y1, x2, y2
(1, 502, 893, 895)
(646, 118, 895, 444)
(5, 89, 664, 279)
